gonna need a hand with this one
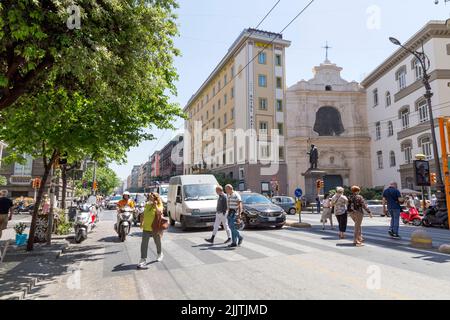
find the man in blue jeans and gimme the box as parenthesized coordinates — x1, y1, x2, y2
(382, 181, 403, 239)
(225, 184, 243, 248)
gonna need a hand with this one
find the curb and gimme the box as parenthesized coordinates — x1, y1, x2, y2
(285, 221, 312, 228)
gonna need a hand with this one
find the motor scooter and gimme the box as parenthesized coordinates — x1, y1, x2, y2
(133, 202, 145, 227)
(400, 206, 422, 226)
(74, 202, 97, 243)
(115, 205, 134, 241)
(422, 206, 449, 229)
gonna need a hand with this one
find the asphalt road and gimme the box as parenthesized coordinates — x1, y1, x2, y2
(23, 210, 450, 300)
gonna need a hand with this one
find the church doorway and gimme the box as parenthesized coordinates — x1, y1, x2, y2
(323, 175, 343, 193)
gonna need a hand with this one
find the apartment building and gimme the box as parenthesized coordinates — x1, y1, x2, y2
(159, 134, 183, 180)
(184, 29, 291, 194)
(150, 151, 160, 178)
(362, 21, 450, 189)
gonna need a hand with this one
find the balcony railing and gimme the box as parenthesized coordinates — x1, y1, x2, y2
(10, 175, 32, 185)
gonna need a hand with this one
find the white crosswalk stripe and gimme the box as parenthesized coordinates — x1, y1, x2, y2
(163, 239, 205, 268)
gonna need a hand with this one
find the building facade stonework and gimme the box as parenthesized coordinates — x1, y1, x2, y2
(286, 60, 372, 198)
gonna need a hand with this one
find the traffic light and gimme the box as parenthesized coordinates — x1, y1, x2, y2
(32, 178, 41, 189)
(320, 180, 324, 189)
(430, 172, 437, 185)
(93, 180, 98, 191)
(316, 179, 323, 189)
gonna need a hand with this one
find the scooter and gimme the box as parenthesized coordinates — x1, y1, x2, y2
(400, 207, 422, 226)
(74, 203, 98, 243)
(115, 205, 134, 242)
(422, 206, 449, 229)
(14, 203, 34, 214)
(133, 203, 145, 227)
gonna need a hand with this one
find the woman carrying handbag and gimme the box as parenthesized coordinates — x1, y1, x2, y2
(137, 193, 168, 269)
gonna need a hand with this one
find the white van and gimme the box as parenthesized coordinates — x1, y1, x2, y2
(167, 175, 218, 230)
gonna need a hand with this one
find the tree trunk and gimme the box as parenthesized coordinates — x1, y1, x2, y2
(61, 165, 67, 210)
(27, 151, 57, 251)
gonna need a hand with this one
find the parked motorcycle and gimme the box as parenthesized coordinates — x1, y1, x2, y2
(115, 205, 134, 241)
(400, 207, 422, 226)
(14, 203, 34, 214)
(422, 206, 449, 229)
(133, 203, 145, 227)
(74, 202, 98, 243)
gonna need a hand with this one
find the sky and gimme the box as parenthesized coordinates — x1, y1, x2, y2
(109, 0, 450, 181)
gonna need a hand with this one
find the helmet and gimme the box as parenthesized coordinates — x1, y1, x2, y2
(123, 191, 130, 196)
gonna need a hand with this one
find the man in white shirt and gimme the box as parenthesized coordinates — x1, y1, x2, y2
(225, 184, 243, 248)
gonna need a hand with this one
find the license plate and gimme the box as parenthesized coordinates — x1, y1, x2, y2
(268, 217, 276, 222)
(206, 222, 214, 226)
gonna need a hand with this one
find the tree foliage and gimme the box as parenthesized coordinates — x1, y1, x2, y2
(78, 166, 121, 195)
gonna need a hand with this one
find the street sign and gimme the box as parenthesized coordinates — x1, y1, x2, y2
(295, 188, 303, 198)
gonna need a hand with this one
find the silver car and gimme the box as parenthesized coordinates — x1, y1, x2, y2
(271, 196, 297, 215)
(366, 200, 384, 216)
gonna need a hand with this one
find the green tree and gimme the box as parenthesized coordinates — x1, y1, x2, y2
(78, 166, 120, 196)
(0, 0, 180, 111)
(0, 175, 6, 186)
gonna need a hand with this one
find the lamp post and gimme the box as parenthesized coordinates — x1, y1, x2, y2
(389, 36, 447, 215)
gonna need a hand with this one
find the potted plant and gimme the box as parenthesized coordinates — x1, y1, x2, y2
(14, 222, 28, 246)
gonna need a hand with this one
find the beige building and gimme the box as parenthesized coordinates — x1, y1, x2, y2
(184, 29, 291, 194)
(286, 59, 372, 199)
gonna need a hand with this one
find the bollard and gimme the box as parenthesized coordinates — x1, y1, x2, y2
(410, 229, 432, 249)
(438, 244, 450, 254)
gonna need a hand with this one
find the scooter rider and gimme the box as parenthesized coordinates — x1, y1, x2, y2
(116, 191, 135, 228)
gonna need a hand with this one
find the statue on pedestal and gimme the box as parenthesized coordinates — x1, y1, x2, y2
(308, 144, 319, 170)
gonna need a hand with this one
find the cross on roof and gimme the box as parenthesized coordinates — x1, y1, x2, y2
(322, 41, 332, 62)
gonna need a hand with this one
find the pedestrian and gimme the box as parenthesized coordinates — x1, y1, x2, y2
(40, 194, 50, 215)
(320, 193, 334, 230)
(430, 194, 437, 207)
(348, 186, 373, 247)
(137, 192, 165, 269)
(315, 196, 321, 214)
(331, 187, 348, 239)
(225, 184, 243, 248)
(382, 181, 403, 239)
(205, 185, 231, 244)
(0, 190, 14, 239)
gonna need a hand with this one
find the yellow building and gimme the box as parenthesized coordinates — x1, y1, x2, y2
(184, 29, 291, 195)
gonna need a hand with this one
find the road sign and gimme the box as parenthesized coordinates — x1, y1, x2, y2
(295, 188, 303, 198)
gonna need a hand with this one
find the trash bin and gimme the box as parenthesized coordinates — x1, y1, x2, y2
(68, 206, 77, 222)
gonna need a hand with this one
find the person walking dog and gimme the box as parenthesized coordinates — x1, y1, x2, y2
(205, 185, 231, 244)
(348, 186, 373, 247)
(225, 184, 243, 248)
(331, 187, 348, 239)
(137, 193, 167, 269)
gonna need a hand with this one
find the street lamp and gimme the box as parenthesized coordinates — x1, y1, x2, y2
(389, 36, 447, 215)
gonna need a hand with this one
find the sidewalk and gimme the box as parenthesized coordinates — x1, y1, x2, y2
(0, 216, 70, 300)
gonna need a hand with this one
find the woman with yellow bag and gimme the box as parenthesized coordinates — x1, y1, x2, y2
(137, 193, 168, 269)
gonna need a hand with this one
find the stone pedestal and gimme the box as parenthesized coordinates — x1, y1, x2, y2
(302, 169, 326, 203)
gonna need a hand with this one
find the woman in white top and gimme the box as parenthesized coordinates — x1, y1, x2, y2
(321, 193, 334, 230)
(331, 187, 349, 239)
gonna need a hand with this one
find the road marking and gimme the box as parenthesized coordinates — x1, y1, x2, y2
(244, 232, 315, 253)
(163, 240, 205, 268)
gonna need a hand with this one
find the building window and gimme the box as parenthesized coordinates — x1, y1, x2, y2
(325, 85, 332, 91)
(275, 54, 282, 66)
(231, 108, 235, 120)
(213, 104, 215, 114)
(231, 87, 234, 98)
(218, 99, 221, 110)
(420, 136, 432, 160)
(217, 117, 221, 128)
(259, 122, 268, 134)
(396, 66, 407, 90)
(401, 141, 413, 164)
(260, 145, 270, 158)
(258, 52, 267, 64)
(224, 94, 228, 105)
(389, 151, 396, 167)
(276, 77, 282, 89)
(279, 147, 284, 160)
(224, 113, 227, 125)
(417, 99, 429, 123)
(276, 100, 283, 112)
(239, 167, 244, 180)
(259, 98, 268, 110)
(375, 122, 381, 140)
(213, 86, 216, 96)
(373, 89, 379, 106)
(413, 58, 423, 80)
(377, 151, 383, 169)
(400, 107, 409, 130)
(386, 91, 391, 107)
(277, 123, 284, 136)
(224, 74, 227, 85)
(231, 66, 235, 77)
(14, 154, 33, 176)
(388, 121, 394, 137)
(206, 111, 209, 119)
(258, 75, 267, 87)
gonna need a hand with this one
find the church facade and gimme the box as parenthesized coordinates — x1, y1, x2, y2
(285, 60, 372, 199)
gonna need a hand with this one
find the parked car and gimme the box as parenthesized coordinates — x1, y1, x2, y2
(240, 192, 286, 229)
(366, 200, 383, 216)
(107, 195, 122, 210)
(271, 196, 297, 215)
(148, 184, 169, 215)
(167, 175, 218, 230)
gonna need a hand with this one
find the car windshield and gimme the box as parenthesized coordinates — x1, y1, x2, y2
(159, 187, 168, 196)
(241, 194, 272, 204)
(183, 184, 218, 201)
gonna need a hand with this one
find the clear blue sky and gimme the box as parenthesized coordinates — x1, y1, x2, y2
(110, 0, 450, 181)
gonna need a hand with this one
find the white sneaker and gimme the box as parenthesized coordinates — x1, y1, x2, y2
(156, 253, 164, 262)
(137, 258, 146, 269)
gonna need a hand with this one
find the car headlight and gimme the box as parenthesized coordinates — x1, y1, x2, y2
(246, 209, 259, 217)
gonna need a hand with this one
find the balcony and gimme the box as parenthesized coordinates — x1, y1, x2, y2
(10, 175, 32, 185)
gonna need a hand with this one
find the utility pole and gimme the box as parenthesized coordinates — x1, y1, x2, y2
(46, 165, 55, 245)
(92, 160, 97, 196)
